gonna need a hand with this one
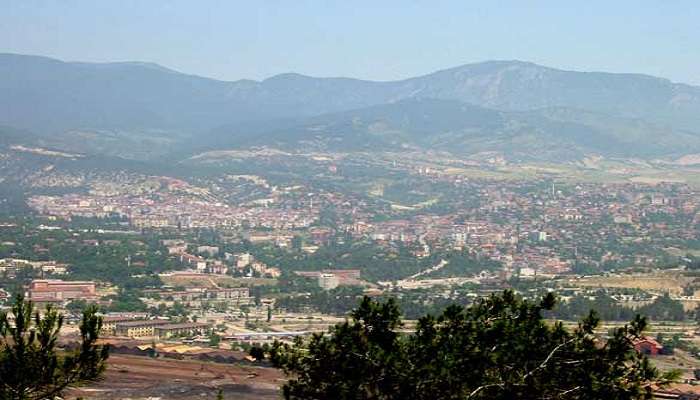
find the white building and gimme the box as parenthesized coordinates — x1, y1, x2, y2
(318, 273, 339, 290)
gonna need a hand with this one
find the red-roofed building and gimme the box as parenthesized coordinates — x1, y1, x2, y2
(634, 337, 663, 356)
(27, 279, 97, 304)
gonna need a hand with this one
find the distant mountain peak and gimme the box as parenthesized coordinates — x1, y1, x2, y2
(263, 72, 315, 82)
(457, 59, 542, 68)
(426, 59, 550, 76)
(1, 52, 700, 162)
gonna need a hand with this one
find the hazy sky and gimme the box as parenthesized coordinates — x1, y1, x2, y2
(3, 1, 700, 84)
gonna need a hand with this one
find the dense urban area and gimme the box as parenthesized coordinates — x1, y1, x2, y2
(1, 146, 700, 398)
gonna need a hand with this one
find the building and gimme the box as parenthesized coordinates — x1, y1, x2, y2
(164, 241, 188, 255)
(206, 287, 251, 304)
(154, 322, 210, 339)
(0, 259, 67, 278)
(115, 320, 170, 338)
(27, 279, 97, 304)
(318, 273, 339, 290)
(634, 337, 664, 356)
(146, 287, 253, 308)
(295, 269, 362, 287)
(530, 231, 548, 242)
(179, 253, 206, 270)
(295, 269, 361, 280)
(235, 253, 254, 268)
(208, 262, 228, 275)
(197, 246, 219, 257)
(101, 316, 140, 335)
(114, 319, 211, 339)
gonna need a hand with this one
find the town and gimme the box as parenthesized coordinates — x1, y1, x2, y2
(1, 151, 699, 397)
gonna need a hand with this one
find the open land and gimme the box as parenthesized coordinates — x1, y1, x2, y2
(68, 355, 282, 400)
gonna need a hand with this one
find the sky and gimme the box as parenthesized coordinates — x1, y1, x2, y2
(3, 1, 700, 85)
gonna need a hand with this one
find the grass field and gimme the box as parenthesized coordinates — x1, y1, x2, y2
(421, 155, 700, 187)
(562, 270, 693, 295)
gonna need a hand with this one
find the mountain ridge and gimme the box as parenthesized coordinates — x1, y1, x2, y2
(5, 53, 692, 87)
(2, 53, 700, 161)
(202, 98, 700, 161)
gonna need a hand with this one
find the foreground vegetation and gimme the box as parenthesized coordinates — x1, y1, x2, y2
(0, 296, 109, 400)
(271, 290, 677, 400)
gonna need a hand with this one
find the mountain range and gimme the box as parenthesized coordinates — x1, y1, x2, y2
(1, 53, 700, 161)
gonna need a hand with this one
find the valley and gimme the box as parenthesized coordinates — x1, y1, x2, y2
(1, 51, 700, 399)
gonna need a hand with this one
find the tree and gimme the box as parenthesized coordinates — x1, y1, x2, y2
(637, 294, 685, 321)
(169, 301, 190, 317)
(249, 346, 265, 361)
(291, 236, 303, 251)
(209, 333, 221, 348)
(271, 296, 404, 399)
(65, 299, 89, 313)
(0, 295, 109, 400)
(271, 291, 676, 400)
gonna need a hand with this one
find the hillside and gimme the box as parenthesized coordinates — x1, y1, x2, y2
(203, 99, 700, 161)
(2, 53, 700, 161)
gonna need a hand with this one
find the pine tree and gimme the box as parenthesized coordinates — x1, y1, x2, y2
(271, 290, 677, 400)
(0, 295, 109, 400)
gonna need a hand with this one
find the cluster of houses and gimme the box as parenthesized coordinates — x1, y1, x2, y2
(162, 239, 281, 278)
(27, 178, 320, 230)
(0, 258, 68, 278)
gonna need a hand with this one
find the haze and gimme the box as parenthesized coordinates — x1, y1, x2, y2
(3, 3, 700, 400)
(3, 0, 700, 84)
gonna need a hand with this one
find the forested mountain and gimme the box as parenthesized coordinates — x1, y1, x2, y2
(204, 99, 700, 160)
(2, 53, 700, 160)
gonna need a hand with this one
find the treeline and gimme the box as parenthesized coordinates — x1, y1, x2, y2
(550, 292, 686, 322)
(0, 227, 176, 287)
(229, 237, 500, 282)
(276, 286, 365, 315)
(246, 239, 439, 282)
(427, 254, 501, 278)
(276, 286, 478, 320)
(277, 284, 688, 323)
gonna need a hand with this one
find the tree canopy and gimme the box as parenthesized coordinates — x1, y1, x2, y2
(0, 296, 109, 400)
(271, 290, 674, 400)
